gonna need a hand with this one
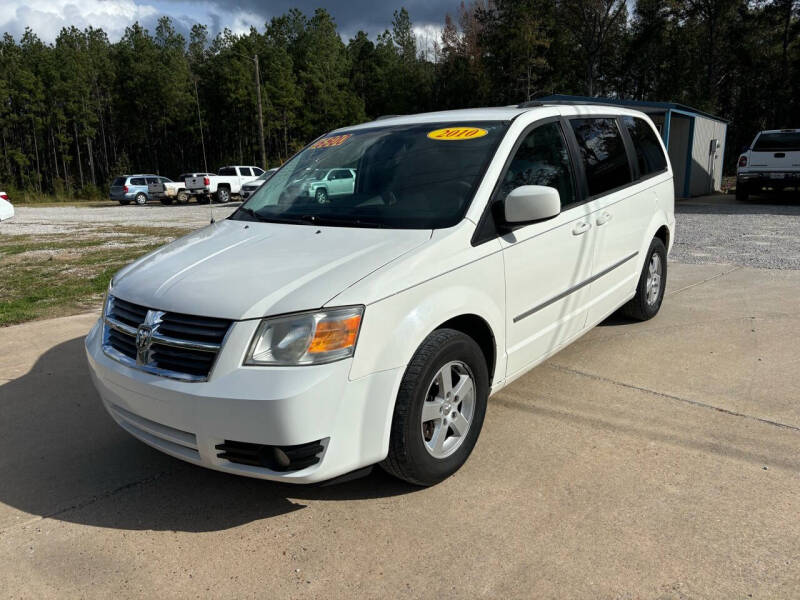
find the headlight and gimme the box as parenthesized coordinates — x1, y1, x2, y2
(245, 306, 364, 366)
(102, 283, 114, 318)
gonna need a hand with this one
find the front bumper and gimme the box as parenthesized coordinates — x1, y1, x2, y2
(85, 319, 403, 483)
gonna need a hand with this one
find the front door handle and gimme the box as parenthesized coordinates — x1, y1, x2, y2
(572, 221, 591, 236)
(596, 211, 612, 226)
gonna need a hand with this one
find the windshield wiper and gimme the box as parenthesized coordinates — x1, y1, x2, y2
(296, 214, 385, 228)
(234, 208, 315, 225)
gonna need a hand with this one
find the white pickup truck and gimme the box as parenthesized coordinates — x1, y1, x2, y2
(736, 129, 800, 201)
(185, 166, 266, 203)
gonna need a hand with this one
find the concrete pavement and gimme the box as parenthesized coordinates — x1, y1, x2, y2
(1, 262, 799, 598)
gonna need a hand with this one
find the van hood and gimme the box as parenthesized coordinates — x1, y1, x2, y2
(111, 219, 431, 320)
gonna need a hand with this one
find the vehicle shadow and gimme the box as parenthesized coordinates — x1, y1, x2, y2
(677, 193, 800, 216)
(0, 337, 418, 533)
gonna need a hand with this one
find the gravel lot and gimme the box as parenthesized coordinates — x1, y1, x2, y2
(3, 202, 240, 236)
(672, 194, 800, 269)
(6, 194, 800, 269)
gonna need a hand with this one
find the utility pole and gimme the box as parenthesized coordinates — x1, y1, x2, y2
(253, 54, 267, 170)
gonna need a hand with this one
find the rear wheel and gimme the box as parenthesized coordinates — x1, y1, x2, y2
(177, 190, 189, 204)
(621, 237, 667, 321)
(216, 187, 231, 203)
(735, 184, 749, 202)
(134, 193, 147, 206)
(381, 329, 489, 486)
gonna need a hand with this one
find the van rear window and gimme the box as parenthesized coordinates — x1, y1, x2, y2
(622, 116, 667, 177)
(753, 132, 800, 151)
(112, 177, 125, 186)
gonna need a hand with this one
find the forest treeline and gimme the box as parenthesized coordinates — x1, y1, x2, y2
(0, 0, 798, 199)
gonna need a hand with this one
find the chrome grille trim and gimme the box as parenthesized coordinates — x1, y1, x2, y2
(101, 295, 231, 382)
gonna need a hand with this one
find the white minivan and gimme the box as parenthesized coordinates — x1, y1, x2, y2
(86, 103, 674, 486)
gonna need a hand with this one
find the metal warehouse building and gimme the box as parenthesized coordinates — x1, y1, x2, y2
(539, 95, 728, 198)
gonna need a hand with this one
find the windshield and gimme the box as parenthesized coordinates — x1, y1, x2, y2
(231, 121, 508, 229)
(753, 132, 800, 151)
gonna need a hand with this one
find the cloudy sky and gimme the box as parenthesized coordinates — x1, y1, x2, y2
(1, 0, 458, 43)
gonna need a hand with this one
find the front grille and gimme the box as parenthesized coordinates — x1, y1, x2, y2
(216, 439, 326, 472)
(102, 295, 232, 381)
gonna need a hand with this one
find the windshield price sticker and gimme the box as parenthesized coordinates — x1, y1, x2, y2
(312, 134, 352, 149)
(427, 127, 488, 141)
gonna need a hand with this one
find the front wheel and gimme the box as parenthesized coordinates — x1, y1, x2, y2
(134, 193, 147, 206)
(381, 329, 489, 486)
(315, 188, 328, 204)
(215, 187, 230, 203)
(621, 237, 667, 321)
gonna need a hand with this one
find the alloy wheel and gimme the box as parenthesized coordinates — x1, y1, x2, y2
(420, 361, 476, 459)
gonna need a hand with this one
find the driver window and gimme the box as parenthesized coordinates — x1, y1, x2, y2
(501, 122, 576, 208)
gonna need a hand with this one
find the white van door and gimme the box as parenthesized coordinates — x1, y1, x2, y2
(567, 116, 667, 326)
(500, 120, 598, 378)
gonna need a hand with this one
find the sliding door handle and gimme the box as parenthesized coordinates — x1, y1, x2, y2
(596, 211, 612, 226)
(572, 221, 591, 236)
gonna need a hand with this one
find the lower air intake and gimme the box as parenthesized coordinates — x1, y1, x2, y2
(216, 439, 325, 472)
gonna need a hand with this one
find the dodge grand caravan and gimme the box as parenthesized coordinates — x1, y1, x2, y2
(86, 103, 675, 486)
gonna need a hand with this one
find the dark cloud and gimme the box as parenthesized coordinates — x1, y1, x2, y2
(212, 0, 458, 36)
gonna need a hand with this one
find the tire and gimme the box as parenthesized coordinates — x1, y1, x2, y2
(118, 200, 130, 206)
(621, 237, 667, 321)
(134, 193, 147, 206)
(735, 185, 749, 202)
(160, 198, 174, 205)
(197, 195, 210, 205)
(315, 188, 328, 203)
(177, 190, 189, 204)
(380, 329, 489, 486)
(216, 187, 231, 203)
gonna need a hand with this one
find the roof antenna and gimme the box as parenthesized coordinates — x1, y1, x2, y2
(208, 190, 215, 225)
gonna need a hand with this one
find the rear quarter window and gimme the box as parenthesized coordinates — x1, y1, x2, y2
(219, 167, 236, 176)
(570, 118, 632, 196)
(622, 116, 668, 177)
(130, 178, 146, 185)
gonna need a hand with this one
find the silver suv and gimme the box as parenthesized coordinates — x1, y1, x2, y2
(110, 174, 172, 206)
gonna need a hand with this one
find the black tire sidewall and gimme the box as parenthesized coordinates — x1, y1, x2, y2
(396, 331, 489, 485)
(638, 238, 667, 319)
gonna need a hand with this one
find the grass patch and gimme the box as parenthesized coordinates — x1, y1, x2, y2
(0, 226, 189, 326)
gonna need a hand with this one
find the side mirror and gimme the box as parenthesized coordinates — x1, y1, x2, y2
(502, 185, 561, 226)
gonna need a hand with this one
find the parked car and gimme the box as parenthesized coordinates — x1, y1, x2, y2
(298, 168, 357, 203)
(240, 168, 278, 199)
(86, 104, 674, 487)
(178, 173, 214, 203)
(0, 191, 13, 221)
(185, 165, 265, 203)
(736, 128, 800, 201)
(110, 175, 171, 206)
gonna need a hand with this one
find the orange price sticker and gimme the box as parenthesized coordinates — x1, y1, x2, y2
(311, 134, 352, 149)
(427, 127, 488, 141)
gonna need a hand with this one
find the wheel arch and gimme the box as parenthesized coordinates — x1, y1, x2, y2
(436, 314, 497, 383)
